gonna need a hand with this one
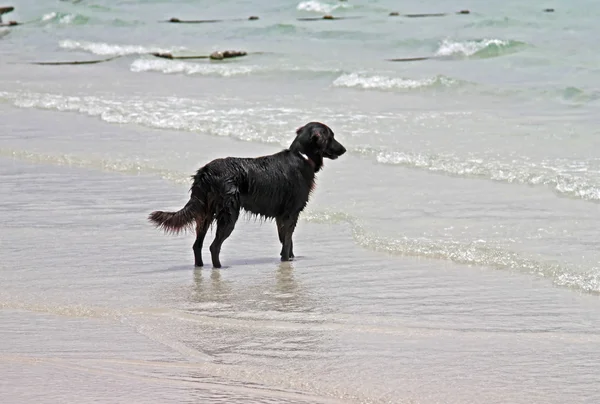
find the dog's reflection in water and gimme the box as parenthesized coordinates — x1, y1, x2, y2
(191, 267, 233, 304)
(190, 262, 313, 313)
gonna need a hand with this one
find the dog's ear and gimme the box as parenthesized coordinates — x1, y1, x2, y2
(296, 125, 305, 135)
(311, 127, 326, 149)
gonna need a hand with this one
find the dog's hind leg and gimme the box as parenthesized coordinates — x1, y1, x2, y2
(210, 208, 239, 268)
(276, 217, 285, 256)
(193, 216, 212, 267)
(278, 215, 299, 262)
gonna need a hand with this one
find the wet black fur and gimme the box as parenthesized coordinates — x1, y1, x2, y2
(148, 122, 346, 268)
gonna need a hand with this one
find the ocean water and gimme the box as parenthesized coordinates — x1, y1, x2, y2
(2, 1, 600, 403)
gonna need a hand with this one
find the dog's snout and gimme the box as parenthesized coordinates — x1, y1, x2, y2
(333, 140, 346, 156)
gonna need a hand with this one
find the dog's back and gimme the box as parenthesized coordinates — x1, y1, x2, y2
(193, 151, 314, 219)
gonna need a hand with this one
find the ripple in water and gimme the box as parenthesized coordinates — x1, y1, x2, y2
(303, 209, 600, 294)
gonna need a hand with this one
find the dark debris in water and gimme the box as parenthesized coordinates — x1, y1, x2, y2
(28, 50, 250, 66)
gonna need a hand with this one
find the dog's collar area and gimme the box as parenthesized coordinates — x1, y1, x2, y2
(298, 152, 315, 168)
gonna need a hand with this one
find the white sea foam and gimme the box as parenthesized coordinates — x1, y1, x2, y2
(42, 12, 58, 21)
(297, 1, 350, 14)
(41, 12, 80, 24)
(0, 91, 302, 147)
(130, 59, 260, 77)
(333, 73, 458, 91)
(59, 39, 185, 56)
(59, 14, 76, 24)
(435, 38, 516, 57)
(130, 58, 341, 77)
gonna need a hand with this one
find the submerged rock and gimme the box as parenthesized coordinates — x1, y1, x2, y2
(209, 50, 247, 60)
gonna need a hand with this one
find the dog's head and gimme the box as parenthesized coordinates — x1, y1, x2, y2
(289, 122, 346, 172)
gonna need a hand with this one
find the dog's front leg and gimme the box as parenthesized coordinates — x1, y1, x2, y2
(276, 217, 287, 258)
(278, 215, 298, 261)
(276, 217, 292, 259)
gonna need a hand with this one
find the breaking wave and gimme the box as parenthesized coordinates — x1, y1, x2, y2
(333, 73, 462, 91)
(297, 1, 352, 14)
(59, 39, 185, 56)
(41, 12, 89, 25)
(435, 38, 527, 59)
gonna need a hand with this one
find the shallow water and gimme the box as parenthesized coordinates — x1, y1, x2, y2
(2, 1, 600, 403)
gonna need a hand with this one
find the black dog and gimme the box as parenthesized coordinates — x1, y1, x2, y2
(148, 122, 346, 268)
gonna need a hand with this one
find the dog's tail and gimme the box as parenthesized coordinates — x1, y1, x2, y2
(148, 196, 204, 235)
